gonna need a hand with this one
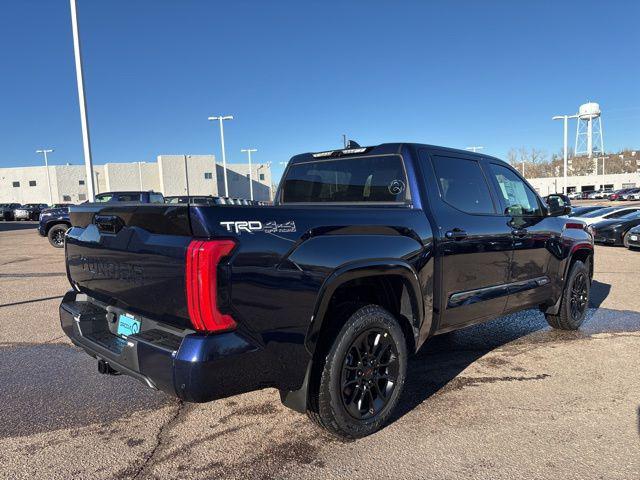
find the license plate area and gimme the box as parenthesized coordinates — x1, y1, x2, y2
(631, 235, 638, 241)
(117, 313, 141, 338)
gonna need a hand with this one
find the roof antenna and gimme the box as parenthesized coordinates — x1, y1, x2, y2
(346, 139, 361, 149)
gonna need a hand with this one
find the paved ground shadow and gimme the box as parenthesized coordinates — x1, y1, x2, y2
(0, 342, 171, 439)
(0, 221, 38, 232)
(589, 280, 611, 308)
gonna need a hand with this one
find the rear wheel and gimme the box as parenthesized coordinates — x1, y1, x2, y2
(623, 232, 630, 249)
(48, 224, 68, 248)
(307, 305, 408, 439)
(545, 260, 590, 330)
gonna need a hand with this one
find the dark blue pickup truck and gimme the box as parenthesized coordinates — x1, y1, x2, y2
(60, 143, 593, 438)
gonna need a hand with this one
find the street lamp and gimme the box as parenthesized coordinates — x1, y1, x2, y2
(69, 0, 96, 201)
(257, 163, 272, 201)
(465, 146, 484, 153)
(241, 148, 257, 201)
(208, 115, 233, 197)
(597, 156, 609, 187)
(552, 113, 579, 194)
(36, 149, 54, 205)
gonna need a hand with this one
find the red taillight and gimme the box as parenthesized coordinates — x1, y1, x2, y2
(564, 222, 586, 230)
(186, 239, 237, 332)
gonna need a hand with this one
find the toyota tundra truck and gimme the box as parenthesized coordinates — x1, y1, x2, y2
(60, 143, 593, 438)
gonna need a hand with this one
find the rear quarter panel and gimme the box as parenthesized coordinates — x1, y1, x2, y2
(193, 205, 434, 391)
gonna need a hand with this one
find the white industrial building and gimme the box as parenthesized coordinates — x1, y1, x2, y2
(0, 155, 272, 204)
(528, 172, 640, 196)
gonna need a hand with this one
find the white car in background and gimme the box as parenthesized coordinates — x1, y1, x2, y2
(574, 206, 640, 225)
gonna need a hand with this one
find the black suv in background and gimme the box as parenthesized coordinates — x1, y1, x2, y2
(0, 203, 23, 221)
(39, 191, 164, 247)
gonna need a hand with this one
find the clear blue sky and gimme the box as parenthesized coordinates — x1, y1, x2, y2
(1, 0, 638, 183)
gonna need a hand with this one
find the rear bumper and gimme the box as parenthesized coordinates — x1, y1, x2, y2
(59, 290, 269, 402)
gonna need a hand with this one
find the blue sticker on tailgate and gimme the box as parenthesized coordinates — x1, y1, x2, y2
(117, 313, 141, 337)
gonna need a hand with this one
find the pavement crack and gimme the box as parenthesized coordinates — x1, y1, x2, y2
(129, 401, 184, 480)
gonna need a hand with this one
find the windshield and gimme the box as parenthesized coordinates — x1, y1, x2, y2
(281, 155, 408, 203)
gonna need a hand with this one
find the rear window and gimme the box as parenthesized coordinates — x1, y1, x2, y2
(281, 155, 408, 203)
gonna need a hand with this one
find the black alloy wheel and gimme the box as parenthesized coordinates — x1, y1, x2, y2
(569, 272, 588, 321)
(340, 328, 399, 420)
(307, 304, 408, 439)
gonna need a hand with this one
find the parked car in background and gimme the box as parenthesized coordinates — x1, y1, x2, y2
(568, 205, 604, 218)
(573, 206, 640, 226)
(625, 225, 640, 249)
(619, 188, 640, 201)
(94, 191, 165, 203)
(39, 191, 165, 248)
(589, 210, 640, 247)
(568, 191, 582, 200)
(13, 203, 49, 220)
(59, 142, 593, 439)
(609, 188, 636, 201)
(165, 195, 226, 205)
(39, 206, 74, 247)
(0, 203, 23, 220)
(629, 192, 640, 201)
(596, 189, 614, 199)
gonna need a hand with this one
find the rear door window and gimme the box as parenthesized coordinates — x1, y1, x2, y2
(431, 155, 496, 214)
(281, 155, 408, 203)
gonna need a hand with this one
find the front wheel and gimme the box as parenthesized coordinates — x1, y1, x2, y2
(307, 305, 408, 439)
(545, 260, 590, 330)
(47, 224, 68, 248)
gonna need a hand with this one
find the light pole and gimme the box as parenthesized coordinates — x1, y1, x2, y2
(553, 113, 579, 194)
(208, 115, 233, 197)
(70, 0, 96, 201)
(258, 163, 272, 201)
(138, 162, 144, 190)
(465, 146, 484, 153)
(241, 148, 257, 201)
(36, 149, 54, 204)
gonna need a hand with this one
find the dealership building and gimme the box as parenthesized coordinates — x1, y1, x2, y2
(0, 155, 272, 204)
(528, 172, 640, 196)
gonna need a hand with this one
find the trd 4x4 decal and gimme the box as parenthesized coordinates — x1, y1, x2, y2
(220, 220, 297, 234)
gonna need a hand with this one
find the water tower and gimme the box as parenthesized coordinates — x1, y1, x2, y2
(574, 102, 604, 158)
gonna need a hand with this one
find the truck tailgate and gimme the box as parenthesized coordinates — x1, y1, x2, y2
(66, 204, 193, 329)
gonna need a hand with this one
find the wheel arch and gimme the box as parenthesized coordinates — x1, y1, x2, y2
(280, 260, 424, 414)
(545, 243, 593, 315)
(306, 260, 424, 356)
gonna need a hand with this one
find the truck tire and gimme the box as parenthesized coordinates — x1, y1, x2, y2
(307, 305, 407, 439)
(545, 260, 590, 330)
(48, 224, 69, 248)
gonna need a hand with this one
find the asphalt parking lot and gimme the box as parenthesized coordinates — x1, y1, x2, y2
(1, 221, 639, 480)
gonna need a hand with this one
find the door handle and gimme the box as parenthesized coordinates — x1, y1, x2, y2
(445, 228, 467, 240)
(511, 228, 528, 237)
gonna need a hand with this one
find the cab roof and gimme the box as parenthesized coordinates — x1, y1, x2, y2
(287, 142, 506, 165)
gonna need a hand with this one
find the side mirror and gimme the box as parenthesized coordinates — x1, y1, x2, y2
(546, 194, 572, 216)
